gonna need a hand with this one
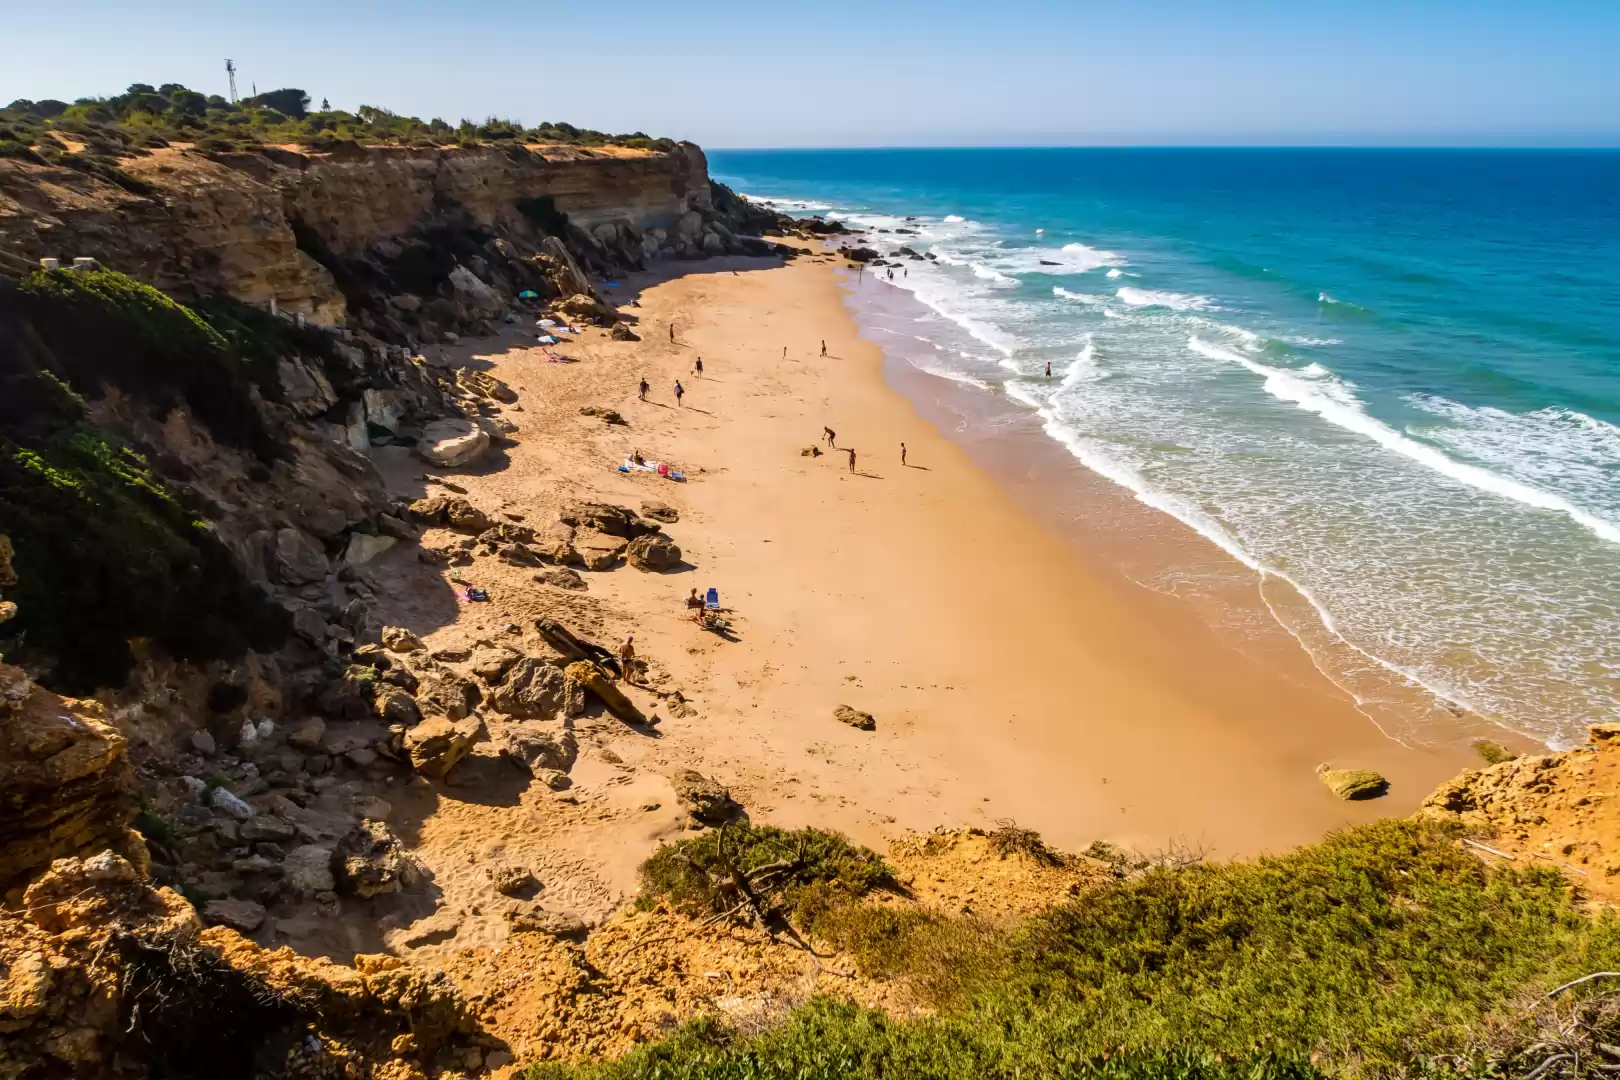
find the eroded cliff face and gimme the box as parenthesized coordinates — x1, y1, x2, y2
(0, 140, 764, 335)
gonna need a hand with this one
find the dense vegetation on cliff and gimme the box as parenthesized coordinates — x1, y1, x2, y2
(0, 269, 291, 690)
(534, 820, 1620, 1079)
(0, 81, 677, 169)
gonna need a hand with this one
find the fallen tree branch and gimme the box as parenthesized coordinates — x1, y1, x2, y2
(1546, 973, 1620, 1000)
(1463, 838, 1518, 861)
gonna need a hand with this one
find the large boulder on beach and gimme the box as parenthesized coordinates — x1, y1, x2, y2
(563, 661, 646, 726)
(405, 715, 483, 778)
(1316, 764, 1388, 801)
(573, 530, 627, 571)
(834, 705, 876, 731)
(416, 419, 490, 468)
(626, 533, 681, 572)
(558, 501, 659, 539)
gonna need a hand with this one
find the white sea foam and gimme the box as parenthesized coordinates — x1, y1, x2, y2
(1284, 336, 1344, 347)
(1053, 286, 1109, 305)
(1187, 337, 1620, 544)
(1106, 268, 1123, 278)
(917, 365, 993, 391)
(744, 193, 834, 212)
(942, 214, 965, 223)
(972, 263, 1019, 286)
(1116, 287, 1216, 311)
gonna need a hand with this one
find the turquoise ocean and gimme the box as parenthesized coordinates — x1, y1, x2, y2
(708, 148, 1620, 748)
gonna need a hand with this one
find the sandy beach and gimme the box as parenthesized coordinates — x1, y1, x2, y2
(356, 244, 1482, 954)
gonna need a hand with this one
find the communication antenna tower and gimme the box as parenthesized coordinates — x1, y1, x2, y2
(225, 59, 237, 103)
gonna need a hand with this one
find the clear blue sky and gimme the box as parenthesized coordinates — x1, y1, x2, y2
(5, 0, 1617, 147)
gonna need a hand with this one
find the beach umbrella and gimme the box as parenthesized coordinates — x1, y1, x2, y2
(518, 289, 538, 299)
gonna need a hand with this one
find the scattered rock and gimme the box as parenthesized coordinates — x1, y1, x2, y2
(609, 323, 640, 341)
(331, 819, 417, 897)
(573, 530, 627, 571)
(1317, 764, 1388, 801)
(342, 532, 396, 566)
(470, 645, 523, 683)
(488, 659, 580, 720)
(239, 816, 296, 843)
(374, 687, 422, 726)
(203, 899, 267, 933)
(834, 705, 876, 731)
(507, 906, 588, 939)
(209, 787, 255, 821)
(286, 716, 327, 751)
(535, 568, 588, 591)
(639, 503, 679, 524)
(404, 716, 483, 778)
(283, 844, 337, 894)
(445, 499, 493, 535)
(668, 769, 741, 825)
(407, 496, 451, 525)
(558, 501, 658, 539)
(382, 626, 425, 653)
(189, 730, 218, 756)
(416, 418, 491, 469)
(413, 670, 482, 721)
(496, 721, 578, 774)
(579, 406, 627, 425)
(626, 533, 682, 572)
(271, 528, 330, 585)
(488, 865, 537, 897)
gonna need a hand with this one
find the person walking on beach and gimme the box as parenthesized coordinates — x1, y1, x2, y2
(900, 442, 907, 466)
(820, 340, 827, 358)
(693, 356, 703, 377)
(618, 634, 637, 684)
(669, 323, 676, 345)
(673, 380, 685, 407)
(638, 378, 649, 401)
(847, 447, 857, 473)
(1044, 361, 1052, 379)
(782, 345, 788, 362)
(824, 426, 836, 447)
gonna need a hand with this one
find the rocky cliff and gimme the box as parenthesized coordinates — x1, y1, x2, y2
(0, 140, 785, 340)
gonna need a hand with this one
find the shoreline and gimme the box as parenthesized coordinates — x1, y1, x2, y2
(357, 245, 1484, 961)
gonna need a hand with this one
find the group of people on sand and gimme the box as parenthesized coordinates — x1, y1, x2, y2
(821, 425, 910, 473)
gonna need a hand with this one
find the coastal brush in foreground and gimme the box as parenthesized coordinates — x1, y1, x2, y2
(527, 818, 1620, 1080)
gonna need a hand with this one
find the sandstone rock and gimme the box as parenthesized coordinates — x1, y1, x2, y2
(449, 265, 504, 315)
(203, 898, 267, 933)
(282, 844, 337, 894)
(382, 626, 425, 653)
(668, 769, 740, 825)
(640, 503, 679, 523)
(190, 729, 218, 756)
(559, 501, 658, 539)
(626, 532, 682, 572)
(579, 405, 626, 425)
(497, 542, 542, 566)
(1317, 764, 1388, 801)
(359, 956, 474, 1050)
(834, 705, 876, 731)
(286, 716, 327, 751)
(332, 819, 416, 898)
(456, 367, 518, 403)
(488, 865, 537, 897)
(535, 568, 587, 591)
(416, 419, 490, 469)
(390, 293, 422, 312)
(488, 658, 580, 720)
(573, 530, 627, 571)
(271, 528, 330, 585)
(507, 905, 588, 939)
(342, 532, 396, 566)
(470, 645, 523, 683)
(407, 496, 450, 525)
(404, 716, 482, 778)
(374, 687, 422, 726)
(413, 671, 482, 721)
(239, 816, 296, 843)
(610, 322, 640, 341)
(496, 720, 578, 774)
(444, 499, 493, 535)
(558, 292, 611, 320)
(564, 661, 647, 726)
(377, 513, 415, 541)
(534, 523, 579, 564)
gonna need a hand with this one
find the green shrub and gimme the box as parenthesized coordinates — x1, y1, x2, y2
(636, 823, 895, 931)
(6, 269, 279, 458)
(536, 820, 1620, 1079)
(1473, 740, 1516, 765)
